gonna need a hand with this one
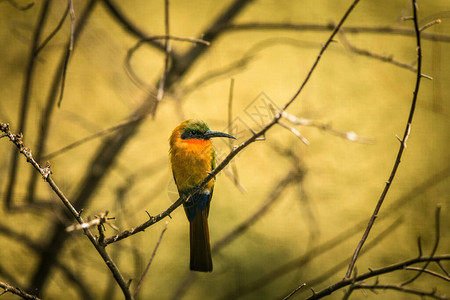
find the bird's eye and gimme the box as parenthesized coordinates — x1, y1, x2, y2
(191, 130, 200, 135)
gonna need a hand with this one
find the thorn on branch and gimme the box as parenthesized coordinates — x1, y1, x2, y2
(41, 161, 52, 180)
(255, 135, 266, 141)
(420, 73, 433, 80)
(401, 16, 414, 21)
(0, 122, 54, 180)
(419, 19, 441, 32)
(66, 211, 118, 232)
(206, 170, 216, 179)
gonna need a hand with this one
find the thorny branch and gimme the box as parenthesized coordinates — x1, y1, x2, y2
(348, 283, 448, 300)
(303, 255, 450, 300)
(401, 205, 442, 286)
(344, 0, 424, 280)
(222, 22, 450, 43)
(0, 281, 41, 300)
(0, 123, 134, 300)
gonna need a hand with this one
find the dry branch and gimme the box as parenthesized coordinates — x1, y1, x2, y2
(304, 255, 450, 300)
(0, 123, 134, 300)
(222, 22, 450, 43)
(0, 281, 41, 300)
(344, 0, 424, 279)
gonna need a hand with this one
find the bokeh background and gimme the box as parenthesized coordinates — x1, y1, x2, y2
(0, 0, 449, 299)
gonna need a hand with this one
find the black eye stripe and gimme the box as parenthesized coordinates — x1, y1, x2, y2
(181, 129, 205, 140)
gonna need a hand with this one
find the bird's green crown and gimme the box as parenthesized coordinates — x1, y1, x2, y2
(180, 120, 210, 140)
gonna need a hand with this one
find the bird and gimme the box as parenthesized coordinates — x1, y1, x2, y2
(169, 120, 236, 272)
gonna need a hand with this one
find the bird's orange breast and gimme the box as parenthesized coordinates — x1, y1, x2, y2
(170, 132, 215, 192)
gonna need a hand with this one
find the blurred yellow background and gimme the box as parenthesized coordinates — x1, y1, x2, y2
(0, 0, 449, 299)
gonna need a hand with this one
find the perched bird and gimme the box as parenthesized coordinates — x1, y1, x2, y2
(169, 120, 236, 272)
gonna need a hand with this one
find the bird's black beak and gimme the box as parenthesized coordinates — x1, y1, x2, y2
(204, 130, 237, 140)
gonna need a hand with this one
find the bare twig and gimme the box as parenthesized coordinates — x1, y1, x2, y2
(304, 255, 450, 300)
(339, 30, 419, 74)
(280, 110, 372, 143)
(222, 22, 450, 43)
(0, 281, 41, 300)
(341, 269, 358, 300)
(281, 0, 361, 112)
(66, 211, 118, 232)
(405, 266, 450, 282)
(351, 283, 447, 300)
(401, 205, 442, 286)
(133, 222, 169, 298)
(282, 283, 306, 300)
(344, 0, 423, 279)
(420, 19, 441, 32)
